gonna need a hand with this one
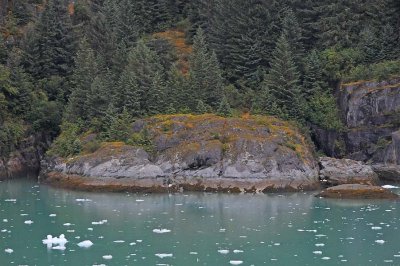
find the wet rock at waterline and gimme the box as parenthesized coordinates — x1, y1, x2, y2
(316, 184, 399, 199)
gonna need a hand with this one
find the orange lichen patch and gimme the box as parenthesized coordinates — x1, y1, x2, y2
(153, 29, 192, 74)
(68, 2, 74, 15)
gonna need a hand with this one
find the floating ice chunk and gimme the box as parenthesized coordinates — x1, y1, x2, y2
(155, 253, 173, 258)
(52, 245, 66, 250)
(136, 240, 142, 243)
(20, 213, 28, 216)
(1, 229, 7, 232)
(315, 243, 325, 247)
(3, 219, 8, 222)
(77, 240, 93, 248)
(375, 240, 385, 244)
(190, 252, 198, 255)
(76, 199, 92, 202)
(219, 228, 226, 232)
(217, 249, 229, 254)
(372, 227, 382, 230)
(49, 214, 56, 217)
(24, 220, 33, 225)
(382, 185, 399, 189)
(321, 257, 330, 260)
(153, 229, 171, 234)
(88, 228, 93, 231)
(136, 199, 144, 202)
(102, 255, 112, 260)
(92, 220, 107, 225)
(63, 223, 73, 226)
(93, 265, 106, 266)
(67, 230, 75, 233)
(4, 248, 13, 253)
(129, 242, 136, 246)
(113, 240, 125, 243)
(313, 251, 322, 255)
(233, 250, 244, 253)
(4, 199, 16, 202)
(229, 260, 243, 265)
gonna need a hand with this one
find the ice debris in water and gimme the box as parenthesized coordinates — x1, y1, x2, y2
(24, 220, 33, 225)
(113, 240, 125, 243)
(136, 199, 144, 202)
(375, 240, 385, 244)
(155, 253, 173, 258)
(321, 257, 331, 260)
(382, 185, 399, 189)
(92, 220, 107, 225)
(4, 199, 16, 202)
(371, 226, 382, 230)
(63, 223, 73, 226)
(49, 214, 56, 217)
(102, 255, 112, 260)
(315, 243, 325, 247)
(75, 199, 92, 202)
(78, 240, 93, 248)
(229, 260, 243, 265)
(153, 229, 171, 234)
(313, 251, 322, 255)
(4, 248, 13, 253)
(233, 250, 244, 253)
(42, 234, 68, 249)
(218, 249, 229, 254)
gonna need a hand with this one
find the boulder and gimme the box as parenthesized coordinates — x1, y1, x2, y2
(319, 157, 378, 186)
(372, 164, 400, 182)
(41, 114, 319, 192)
(316, 184, 399, 199)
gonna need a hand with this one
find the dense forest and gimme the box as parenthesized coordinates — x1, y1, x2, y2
(0, 0, 399, 157)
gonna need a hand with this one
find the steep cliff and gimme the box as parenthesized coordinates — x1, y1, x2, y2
(40, 114, 319, 192)
(338, 78, 400, 164)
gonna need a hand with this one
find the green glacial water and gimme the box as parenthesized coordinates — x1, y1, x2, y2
(1, 179, 400, 266)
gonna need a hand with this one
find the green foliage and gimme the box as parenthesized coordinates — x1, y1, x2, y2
(127, 128, 154, 153)
(47, 122, 82, 157)
(108, 109, 133, 142)
(217, 96, 232, 117)
(307, 92, 343, 131)
(343, 60, 400, 82)
(0, 120, 25, 157)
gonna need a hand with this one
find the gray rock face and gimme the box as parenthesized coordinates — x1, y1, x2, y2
(41, 115, 320, 192)
(0, 134, 50, 180)
(372, 164, 400, 182)
(319, 157, 378, 186)
(337, 79, 400, 163)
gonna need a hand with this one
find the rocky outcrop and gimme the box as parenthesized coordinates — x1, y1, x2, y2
(372, 164, 400, 182)
(316, 184, 399, 199)
(40, 114, 319, 192)
(319, 157, 378, 186)
(338, 78, 400, 163)
(0, 134, 50, 180)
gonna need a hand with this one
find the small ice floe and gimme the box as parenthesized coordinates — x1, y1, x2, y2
(153, 229, 171, 234)
(233, 250, 244, 253)
(20, 213, 28, 216)
(315, 243, 325, 247)
(136, 199, 144, 202)
(4, 248, 13, 253)
(77, 240, 93, 248)
(1, 229, 7, 232)
(313, 251, 322, 255)
(67, 230, 75, 233)
(315, 234, 327, 237)
(375, 240, 385, 244)
(75, 199, 92, 202)
(382, 185, 399, 189)
(102, 255, 112, 260)
(52, 245, 66, 250)
(189, 252, 198, 255)
(219, 228, 226, 232)
(24, 220, 33, 225)
(4, 199, 16, 202)
(155, 253, 173, 259)
(113, 240, 125, 243)
(63, 223, 73, 226)
(217, 249, 229, 254)
(136, 240, 143, 243)
(49, 214, 57, 217)
(229, 260, 243, 265)
(321, 257, 331, 260)
(129, 242, 136, 246)
(3, 219, 8, 222)
(92, 220, 107, 225)
(372, 226, 382, 230)
(93, 264, 106, 266)
(42, 234, 68, 248)
(88, 228, 93, 231)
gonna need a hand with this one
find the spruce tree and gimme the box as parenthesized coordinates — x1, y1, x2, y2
(281, 8, 304, 69)
(217, 96, 232, 117)
(359, 26, 380, 63)
(0, 34, 7, 64)
(302, 50, 325, 100)
(24, 0, 76, 79)
(189, 28, 224, 109)
(264, 34, 303, 121)
(86, 75, 110, 119)
(196, 100, 208, 114)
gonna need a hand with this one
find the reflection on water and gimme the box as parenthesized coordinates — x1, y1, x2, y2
(0, 179, 400, 265)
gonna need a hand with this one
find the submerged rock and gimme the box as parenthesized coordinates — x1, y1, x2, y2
(316, 184, 399, 199)
(319, 157, 378, 186)
(40, 114, 319, 193)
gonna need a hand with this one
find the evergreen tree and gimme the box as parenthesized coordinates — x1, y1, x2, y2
(66, 39, 98, 121)
(0, 34, 7, 64)
(281, 8, 305, 69)
(217, 96, 232, 117)
(86, 75, 110, 118)
(379, 24, 399, 60)
(302, 50, 325, 100)
(264, 34, 303, 120)
(196, 99, 208, 114)
(359, 26, 380, 63)
(117, 40, 165, 117)
(189, 28, 224, 109)
(24, 0, 76, 80)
